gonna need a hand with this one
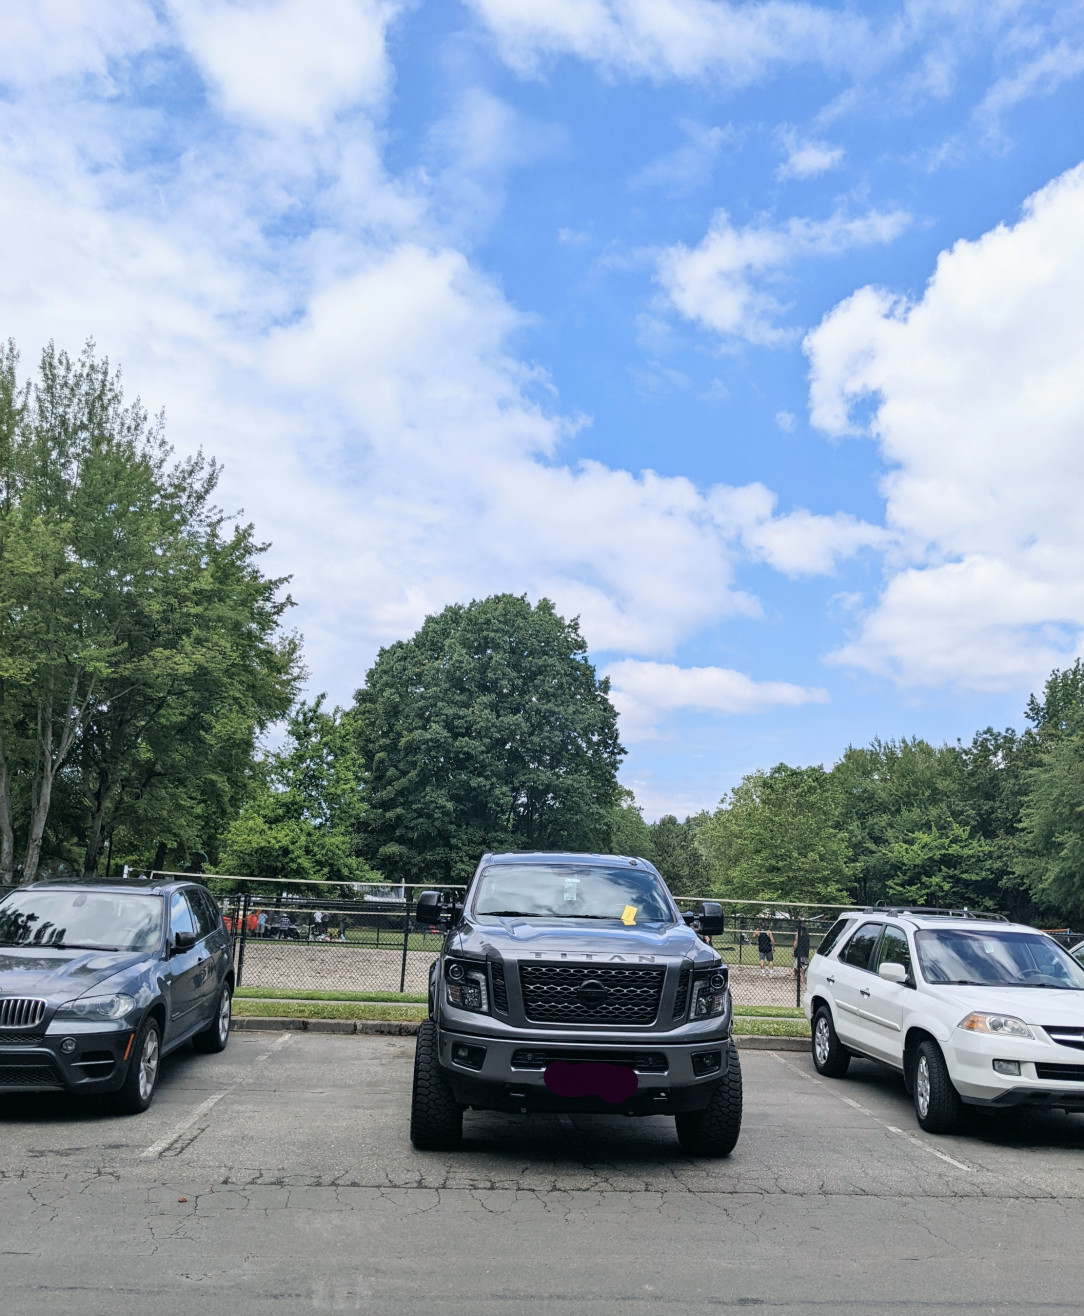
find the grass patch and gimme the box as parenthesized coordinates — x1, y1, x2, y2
(732, 1006, 804, 1019)
(233, 1000, 426, 1022)
(732, 1017, 810, 1038)
(236, 987, 427, 1004)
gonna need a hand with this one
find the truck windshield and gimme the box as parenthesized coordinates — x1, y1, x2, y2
(473, 864, 674, 924)
(0, 889, 164, 953)
(915, 929, 1084, 989)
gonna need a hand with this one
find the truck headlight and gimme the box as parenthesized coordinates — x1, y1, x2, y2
(54, 993, 136, 1022)
(958, 1012, 1033, 1039)
(690, 968, 728, 1019)
(444, 960, 489, 1014)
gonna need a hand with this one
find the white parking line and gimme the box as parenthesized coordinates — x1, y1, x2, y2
(140, 1031, 293, 1160)
(773, 1054, 974, 1173)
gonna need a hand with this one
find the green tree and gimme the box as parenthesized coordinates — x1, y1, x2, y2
(219, 698, 375, 883)
(354, 595, 624, 884)
(648, 812, 712, 896)
(0, 340, 299, 882)
(701, 764, 852, 906)
(609, 790, 655, 863)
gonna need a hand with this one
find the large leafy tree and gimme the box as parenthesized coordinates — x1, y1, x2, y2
(219, 698, 375, 883)
(354, 594, 624, 884)
(0, 340, 299, 882)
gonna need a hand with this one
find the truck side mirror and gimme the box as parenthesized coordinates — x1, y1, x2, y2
(698, 902, 725, 937)
(681, 910, 697, 927)
(415, 891, 445, 926)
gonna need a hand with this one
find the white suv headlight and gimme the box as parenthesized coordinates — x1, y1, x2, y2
(958, 1012, 1033, 1039)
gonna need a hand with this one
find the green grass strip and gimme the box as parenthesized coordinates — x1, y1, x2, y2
(236, 986, 428, 1004)
(233, 1000, 426, 1021)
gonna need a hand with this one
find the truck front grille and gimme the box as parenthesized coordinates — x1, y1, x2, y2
(490, 961, 509, 1014)
(518, 964, 665, 1026)
(510, 1048, 667, 1073)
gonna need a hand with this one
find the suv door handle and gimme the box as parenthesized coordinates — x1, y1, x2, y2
(825, 975, 834, 984)
(860, 988, 870, 997)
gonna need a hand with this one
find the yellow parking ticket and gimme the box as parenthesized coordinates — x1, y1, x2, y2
(621, 905, 637, 926)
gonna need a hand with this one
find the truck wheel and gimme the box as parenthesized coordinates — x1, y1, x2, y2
(812, 1005, 850, 1078)
(914, 1039, 962, 1134)
(410, 1020, 463, 1151)
(675, 1050, 742, 1157)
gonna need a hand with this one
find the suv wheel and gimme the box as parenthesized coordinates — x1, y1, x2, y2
(675, 1049, 743, 1157)
(193, 982, 232, 1054)
(811, 1005, 850, 1078)
(114, 1015, 161, 1114)
(410, 1020, 463, 1151)
(913, 1039, 962, 1134)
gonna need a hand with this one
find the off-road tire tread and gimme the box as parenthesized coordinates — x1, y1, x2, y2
(192, 983, 232, 1053)
(410, 1020, 463, 1150)
(812, 1005, 851, 1078)
(915, 1039, 962, 1134)
(675, 1048, 743, 1156)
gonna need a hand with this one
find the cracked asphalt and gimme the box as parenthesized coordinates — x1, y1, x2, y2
(3, 1032, 1084, 1314)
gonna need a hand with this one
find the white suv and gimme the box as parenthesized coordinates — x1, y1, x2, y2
(803, 909, 1084, 1133)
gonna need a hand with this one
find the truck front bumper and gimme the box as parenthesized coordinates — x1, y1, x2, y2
(436, 1024, 735, 1114)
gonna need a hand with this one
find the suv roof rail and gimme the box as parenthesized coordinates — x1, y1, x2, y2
(866, 905, 1009, 922)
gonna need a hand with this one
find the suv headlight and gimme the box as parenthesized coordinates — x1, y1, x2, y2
(690, 967, 728, 1019)
(958, 1012, 1033, 1039)
(54, 993, 136, 1022)
(444, 960, 489, 1014)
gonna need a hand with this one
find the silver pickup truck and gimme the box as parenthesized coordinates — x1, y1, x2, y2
(410, 851, 740, 1156)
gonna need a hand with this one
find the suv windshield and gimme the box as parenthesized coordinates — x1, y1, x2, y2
(0, 889, 164, 953)
(915, 928, 1084, 990)
(474, 863, 674, 924)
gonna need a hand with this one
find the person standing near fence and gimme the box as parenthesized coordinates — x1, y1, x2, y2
(793, 921, 809, 983)
(758, 926, 775, 977)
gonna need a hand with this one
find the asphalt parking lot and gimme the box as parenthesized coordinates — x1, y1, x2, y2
(2, 1032, 1083, 1315)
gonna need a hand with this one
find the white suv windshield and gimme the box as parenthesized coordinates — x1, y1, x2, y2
(473, 863, 673, 924)
(915, 929, 1084, 990)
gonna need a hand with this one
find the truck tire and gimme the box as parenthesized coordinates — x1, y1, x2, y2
(812, 1005, 851, 1078)
(675, 1049, 743, 1157)
(410, 1020, 463, 1151)
(914, 1038, 962, 1134)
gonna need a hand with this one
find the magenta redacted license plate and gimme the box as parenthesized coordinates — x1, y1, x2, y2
(543, 1060, 638, 1104)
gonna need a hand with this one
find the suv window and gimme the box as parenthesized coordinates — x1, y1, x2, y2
(839, 921, 883, 971)
(169, 890, 198, 940)
(189, 887, 220, 939)
(875, 925, 911, 974)
(814, 917, 853, 960)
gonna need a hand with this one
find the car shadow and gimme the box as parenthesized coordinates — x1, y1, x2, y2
(842, 1055, 1084, 1150)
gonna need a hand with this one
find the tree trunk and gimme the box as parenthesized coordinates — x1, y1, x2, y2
(82, 769, 111, 877)
(22, 671, 92, 884)
(151, 840, 167, 874)
(0, 681, 13, 883)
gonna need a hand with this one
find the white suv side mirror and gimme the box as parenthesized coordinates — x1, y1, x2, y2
(878, 961, 908, 984)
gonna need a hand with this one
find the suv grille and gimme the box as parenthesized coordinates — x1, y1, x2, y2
(1042, 1026, 1084, 1052)
(0, 1032, 43, 1047)
(1035, 1062, 1084, 1082)
(490, 961, 509, 1014)
(518, 964, 665, 1025)
(0, 998, 46, 1029)
(672, 965, 691, 1019)
(0, 1057, 60, 1088)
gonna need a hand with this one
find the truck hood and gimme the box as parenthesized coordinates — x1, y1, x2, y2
(453, 917, 710, 965)
(926, 982, 1084, 1026)
(0, 947, 148, 1002)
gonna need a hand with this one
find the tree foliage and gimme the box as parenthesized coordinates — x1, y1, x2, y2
(0, 340, 300, 882)
(353, 595, 624, 884)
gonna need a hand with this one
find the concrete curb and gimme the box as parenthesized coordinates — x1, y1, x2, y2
(231, 1015, 810, 1050)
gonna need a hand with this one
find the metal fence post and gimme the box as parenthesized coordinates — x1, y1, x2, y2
(236, 887, 250, 988)
(399, 885, 413, 994)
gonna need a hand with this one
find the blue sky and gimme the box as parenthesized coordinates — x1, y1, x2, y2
(4, 1, 1084, 816)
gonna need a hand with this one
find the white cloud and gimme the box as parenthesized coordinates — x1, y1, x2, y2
(806, 163, 1084, 688)
(0, 0, 160, 88)
(658, 207, 910, 345)
(606, 660, 828, 741)
(629, 121, 733, 192)
(169, 0, 407, 127)
(463, 0, 869, 84)
(776, 131, 844, 180)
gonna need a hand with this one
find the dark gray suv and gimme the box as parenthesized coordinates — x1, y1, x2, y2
(0, 876, 234, 1112)
(411, 851, 741, 1156)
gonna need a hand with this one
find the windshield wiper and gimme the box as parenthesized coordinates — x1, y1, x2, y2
(41, 941, 123, 952)
(482, 910, 538, 917)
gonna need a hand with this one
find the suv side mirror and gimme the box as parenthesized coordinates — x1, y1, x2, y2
(698, 902, 724, 937)
(415, 891, 445, 926)
(172, 930, 197, 954)
(878, 961, 907, 984)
